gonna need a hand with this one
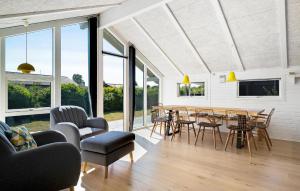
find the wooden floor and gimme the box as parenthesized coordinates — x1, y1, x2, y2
(72, 128, 300, 191)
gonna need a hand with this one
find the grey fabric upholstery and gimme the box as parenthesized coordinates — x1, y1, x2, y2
(0, 121, 81, 191)
(80, 131, 135, 154)
(50, 106, 108, 149)
(81, 131, 135, 167)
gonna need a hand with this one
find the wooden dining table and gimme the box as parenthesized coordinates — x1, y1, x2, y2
(153, 105, 265, 148)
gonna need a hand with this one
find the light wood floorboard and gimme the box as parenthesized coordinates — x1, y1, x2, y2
(70, 128, 300, 191)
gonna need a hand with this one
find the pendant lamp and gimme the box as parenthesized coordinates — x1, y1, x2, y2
(226, 71, 237, 82)
(17, 19, 35, 74)
(182, 74, 190, 85)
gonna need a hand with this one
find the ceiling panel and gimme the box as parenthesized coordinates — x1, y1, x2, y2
(135, 7, 206, 74)
(220, 0, 281, 69)
(113, 20, 176, 75)
(168, 0, 237, 72)
(287, 0, 300, 66)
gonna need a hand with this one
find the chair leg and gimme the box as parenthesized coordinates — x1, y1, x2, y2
(224, 130, 232, 151)
(160, 122, 162, 135)
(104, 166, 108, 179)
(150, 121, 157, 137)
(212, 128, 216, 149)
(192, 123, 196, 137)
(83, 162, 87, 173)
(263, 129, 271, 151)
(264, 128, 272, 146)
(201, 127, 205, 142)
(217, 126, 223, 144)
(179, 124, 182, 137)
(246, 131, 252, 157)
(188, 124, 190, 144)
(164, 122, 167, 140)
(251, 131, 257, 151)
(129, 152, 134, 163)
(171, 122, 176, 141)
(231, 130, 235, 147)
(70, 186, 75, 191)
(195, 126, 202, 146)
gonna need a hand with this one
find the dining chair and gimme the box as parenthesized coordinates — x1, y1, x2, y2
(175, 107, 196, 144)
(194, 108, 223, 149)
(253, 108, 275, 150)
(224, 110, 257, 157)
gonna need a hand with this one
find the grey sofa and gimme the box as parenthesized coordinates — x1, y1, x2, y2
(50, 106, 108, 149)
(0, 121, 81, 191)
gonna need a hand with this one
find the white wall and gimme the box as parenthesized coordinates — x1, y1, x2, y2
(163, 67, 300, 142)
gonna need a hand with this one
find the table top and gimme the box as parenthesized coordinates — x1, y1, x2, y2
(153, 105, 264, 116)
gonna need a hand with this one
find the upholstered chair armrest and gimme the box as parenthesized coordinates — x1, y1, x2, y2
(85, 117, 109, 131)
(31, 130, 66, 146)
(0, 143, 81, 191)
(52, 122, 80, 149)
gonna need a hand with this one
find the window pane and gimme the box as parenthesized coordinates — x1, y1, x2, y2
(134, 59, 144, 128)
(61, 23, 91, 116)
(103, 29, 124, 55)
(190, 82, 205, 96)
(103, 55, 124, 131)
(6, 114, 50, 132)
(239, 80, 280, 96)
(147, 69, 159, 124)
(178, 83, 189, 96)
(8, 81, 51, 109)
(5, 28, 53, 75)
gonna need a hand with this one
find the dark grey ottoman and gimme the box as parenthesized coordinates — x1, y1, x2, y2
(80, 131, 135, 178)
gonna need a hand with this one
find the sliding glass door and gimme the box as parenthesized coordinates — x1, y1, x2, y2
(133, 59, 144, 129)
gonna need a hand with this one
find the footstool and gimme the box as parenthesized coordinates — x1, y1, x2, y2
(80, 131, 135, 178)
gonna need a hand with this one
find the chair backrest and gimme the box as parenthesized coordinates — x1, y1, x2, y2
(237, 114, 248, 131)
(226, 110, 248, 126)
(195, 108, 216, 124)
(0, 121, 16, 155)
(176, 106, 190, 121)
(50, 106, 88, 128)
(265, 108, 275, 128)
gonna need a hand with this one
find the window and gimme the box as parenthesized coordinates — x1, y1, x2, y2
(147, 69, 159, 124)
(134, 59, 144, 129)
(177, 82, 205, 96)
(6, 114, 50, 133)
(8, 81, 51, 110)
(238, 79, 280, 97)
(61, 23, 91, 116)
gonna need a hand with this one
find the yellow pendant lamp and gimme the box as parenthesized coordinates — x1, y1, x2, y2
(226, 71, 237, 82)
(17, 19, 35, 74)
(182, 74, 190, 85)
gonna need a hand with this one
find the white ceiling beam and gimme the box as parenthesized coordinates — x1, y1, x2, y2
(0, 3, 119, 20)
(162, 4, 211, 73)
(210, 0, 244, 71)
(100, 0, 173, 29)
(131, 17, 183, 76)
(278, 0, 288, 68)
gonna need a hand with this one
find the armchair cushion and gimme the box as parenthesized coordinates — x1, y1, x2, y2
(31, 130, 66, 146)
(79, 127, 105, 140)
(5, 126, 37, 151)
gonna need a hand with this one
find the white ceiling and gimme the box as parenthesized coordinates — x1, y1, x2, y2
(112, 0, 299, 75)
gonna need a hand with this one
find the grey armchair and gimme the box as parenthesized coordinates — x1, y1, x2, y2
(0, 121, 81, 191)
(50, 106, 108, 149)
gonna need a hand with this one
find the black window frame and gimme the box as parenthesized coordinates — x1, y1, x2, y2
(238, 79, 280, 97)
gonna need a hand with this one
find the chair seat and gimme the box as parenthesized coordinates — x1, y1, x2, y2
(177, 120, 195, 124)
(80, 131, 135, 154)
(227, 125, 253, 131)
(198, 122, 222, 127)
(79, 127, 105, 140)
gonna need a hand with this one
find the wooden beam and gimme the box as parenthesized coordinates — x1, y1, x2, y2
(100, 0, 173, 29)
(210, 0, 244, 71)
(131, 17, 183, 76)
(278, 0, 288, 68)
(162, 4, 211, 73)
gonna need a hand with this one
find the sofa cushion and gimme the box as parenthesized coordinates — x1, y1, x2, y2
(79, 127, 105, 140)
(5, 126, 37, 151)
(80, 131, 135, 154)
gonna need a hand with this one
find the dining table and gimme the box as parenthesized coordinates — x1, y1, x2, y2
(153, 105, 265, 149)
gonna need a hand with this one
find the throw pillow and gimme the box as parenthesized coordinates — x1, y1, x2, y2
(5, 126, 37, 151)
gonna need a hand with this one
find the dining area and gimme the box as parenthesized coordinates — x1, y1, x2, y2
(150, 105, 274, 157)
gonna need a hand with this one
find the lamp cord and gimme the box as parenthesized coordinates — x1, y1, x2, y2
(25, 25, 28, 63)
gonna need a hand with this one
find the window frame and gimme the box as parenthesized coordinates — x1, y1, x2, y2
(237, 78, 282, 99)
(177, 82, 206, 97)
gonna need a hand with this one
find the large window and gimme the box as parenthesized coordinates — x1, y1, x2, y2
(177, 82, 205, 97)
(134, 59, 144, 128)
(147, 69, 159, 124)
(61, 23, 91, 116)
(238, 79, 280, 97)
(103, 29, 125, 131)
(6, 114, 50, 132)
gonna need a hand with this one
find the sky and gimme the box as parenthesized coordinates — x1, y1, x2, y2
(5, 23, 155, 87)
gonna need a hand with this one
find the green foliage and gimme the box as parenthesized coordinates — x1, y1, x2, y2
(72, 74, 85, 86)
(8, 84, 32, 109)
